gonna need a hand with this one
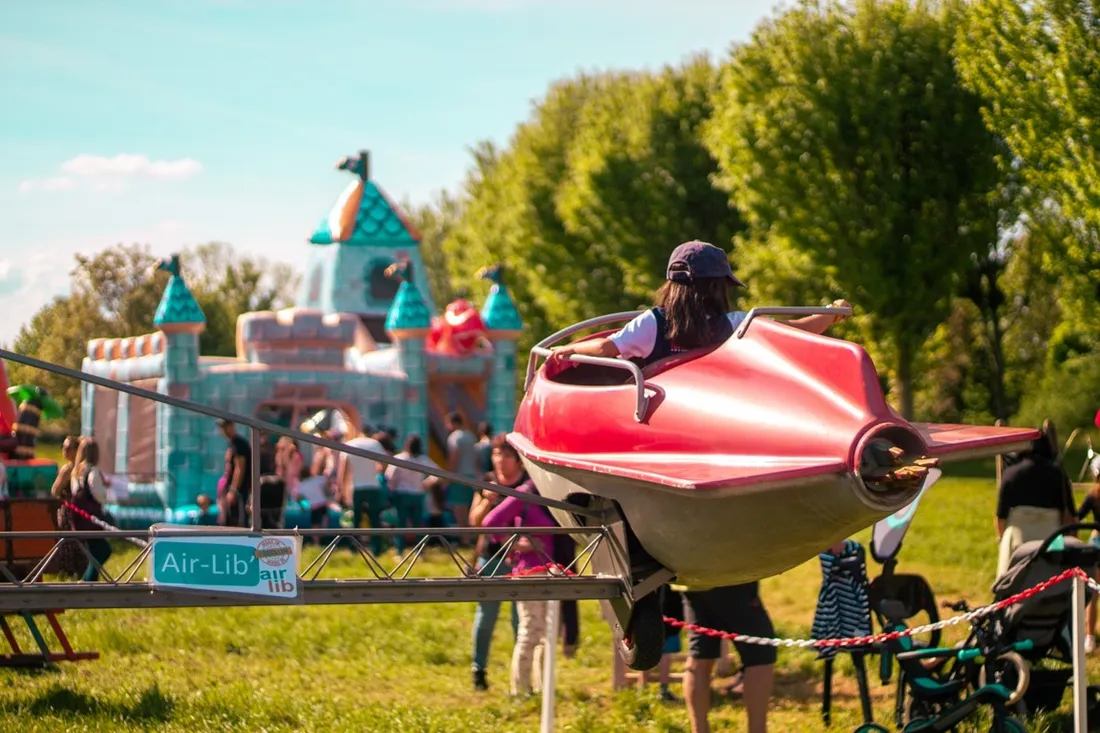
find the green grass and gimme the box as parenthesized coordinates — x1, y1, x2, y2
(0, 462, 1095, 731)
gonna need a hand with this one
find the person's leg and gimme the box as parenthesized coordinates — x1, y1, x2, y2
(741, 664, 774, 733)
(684, 657, 715, 733)
(406, 494, 425, 549)
(392, 494, 410, 555)
(729, 584, 778, 733)
(512, 599, 537, 696)
(561, 599, 579, 656)
(682, 590, 721, 733)
(82, 538, 112, 582)
(364, 488, 387, 556)
(472, 600, 501, 687)
(447, 484, 475, 545)
(529, 599, 549, 694)
(1090, 571, 1099, 652)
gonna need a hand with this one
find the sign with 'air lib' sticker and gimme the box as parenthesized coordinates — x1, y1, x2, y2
(148, 529, 303, 602)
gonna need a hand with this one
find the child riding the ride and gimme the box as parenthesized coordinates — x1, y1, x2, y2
(545, 240, 851, 369)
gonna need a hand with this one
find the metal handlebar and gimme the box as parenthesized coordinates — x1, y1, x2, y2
(529, 346, 650, 422)
(734, 305, 853, 339)
(525, 311, 643, 390)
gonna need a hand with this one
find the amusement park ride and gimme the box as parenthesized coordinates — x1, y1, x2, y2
(0, 302, 1039, 676)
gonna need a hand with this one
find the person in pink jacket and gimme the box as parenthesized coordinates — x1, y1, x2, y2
(481, 440, 557, 697)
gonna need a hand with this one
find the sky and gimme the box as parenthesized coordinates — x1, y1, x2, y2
(0, 0, 781, 346)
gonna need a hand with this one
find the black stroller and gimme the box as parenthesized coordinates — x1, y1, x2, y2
(944, 523, 1100, 718)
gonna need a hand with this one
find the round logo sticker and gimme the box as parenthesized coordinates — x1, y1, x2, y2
(254, 538, 293, 567)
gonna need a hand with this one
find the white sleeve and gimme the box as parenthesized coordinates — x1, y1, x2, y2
(89, 469, 108, 504)
(608, 311, 658, 360)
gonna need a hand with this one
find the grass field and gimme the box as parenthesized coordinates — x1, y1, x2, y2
(0, 453, 1097, 731)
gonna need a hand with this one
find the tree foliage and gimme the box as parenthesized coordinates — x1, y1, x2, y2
(443, 58, 744, 385)
(7, 243, 298, 431)
(955, 0, 1100, 277)
(703, 0, 1002, 417)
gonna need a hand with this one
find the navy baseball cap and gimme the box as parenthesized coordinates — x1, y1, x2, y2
(666, 241, 746, 287)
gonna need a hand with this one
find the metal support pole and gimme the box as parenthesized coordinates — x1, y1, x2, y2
(250, 428, 262, 533)
(1073, 573, 1087, 733)
(540, 600, 561, 733)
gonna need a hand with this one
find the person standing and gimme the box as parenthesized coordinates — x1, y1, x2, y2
(481, 455, 556, 697)
(216, 420, 252, 528)
(339, 427, 387, 556)
(383, 434, 438, 557)
(445, 412, 478, 544)
(681, 583, 775, 733)
(70, 437, 113, 582)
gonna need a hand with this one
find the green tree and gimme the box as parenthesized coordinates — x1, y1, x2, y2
(7, 242, 298, 431)
(442, 75, 610, 368)
(404, 189, 464, 307)
(444, 60, 747, 391)
(185, 242, 299, 356)
(704, 0, 1003, 418)
(556, 56, 742, 307)
(955, 0, 1100, 278)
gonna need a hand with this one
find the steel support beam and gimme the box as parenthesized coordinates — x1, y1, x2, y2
(0, 577, 623, 611)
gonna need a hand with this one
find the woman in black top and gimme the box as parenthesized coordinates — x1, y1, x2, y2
(1077, 480, 1100, 652)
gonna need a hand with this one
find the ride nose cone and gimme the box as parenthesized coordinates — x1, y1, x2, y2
(859, 438, 939, 494)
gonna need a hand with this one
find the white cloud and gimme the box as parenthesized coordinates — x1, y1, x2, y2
(60, 154, 202, 180)
(17, 176, 76, 193)
(17, 154, 202, 194)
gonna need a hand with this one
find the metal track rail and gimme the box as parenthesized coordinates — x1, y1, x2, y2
(0, 526, 626, 610)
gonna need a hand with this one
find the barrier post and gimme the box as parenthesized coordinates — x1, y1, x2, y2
(250, 428, 262, 533)
(541, 600, 561, 732)
(1073, 572, 1087, 733)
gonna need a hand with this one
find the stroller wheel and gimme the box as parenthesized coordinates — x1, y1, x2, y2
(853, 724, 888, 733)
(979, 651, 1030, 707)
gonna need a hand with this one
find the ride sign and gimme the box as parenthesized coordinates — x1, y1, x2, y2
(148, 531, 303, 602)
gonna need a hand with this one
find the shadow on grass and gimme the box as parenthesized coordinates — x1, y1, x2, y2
(0, 682, 174, 723)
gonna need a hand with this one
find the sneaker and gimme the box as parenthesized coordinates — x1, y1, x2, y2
(659, 685, 680, 704)
(473, 669, 489, 691)
(1086, 635, 1096, 655)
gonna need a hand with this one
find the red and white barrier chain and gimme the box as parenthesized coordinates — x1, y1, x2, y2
(513, 562, 1098, 649)
(62, 501, 149, 548)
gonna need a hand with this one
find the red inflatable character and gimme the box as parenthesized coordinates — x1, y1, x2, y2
(0, 360, 14, 443)
(427, 299, 489, 356)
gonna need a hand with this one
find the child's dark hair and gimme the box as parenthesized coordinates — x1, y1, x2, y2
(655, 277, 731, 349)
(490, 433, 519, 460)
(373, 431, 396, 454)
(405, 434, 422, 457)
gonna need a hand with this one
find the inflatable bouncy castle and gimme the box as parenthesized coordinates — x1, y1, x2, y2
(80, 150, 524, 527)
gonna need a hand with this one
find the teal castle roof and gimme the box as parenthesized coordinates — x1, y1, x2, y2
(384, 263, 431, 331)
(482, 285, 522, 331)
(310, 151, 421, 246)
(153, 255, 205, 328)
(477, 264, 523, 332)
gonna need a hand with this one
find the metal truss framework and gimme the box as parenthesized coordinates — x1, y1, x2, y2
(0, 526, 625, 611)
(0, 347, 631, 613)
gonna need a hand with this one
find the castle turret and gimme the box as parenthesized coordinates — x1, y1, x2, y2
(478, 265, 523, 433)
(299, 150, 436, 345)
(153, 255, 206, 509)
(384, 262, 431, 443)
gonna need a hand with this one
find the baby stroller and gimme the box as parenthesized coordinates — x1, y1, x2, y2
(945, 523, 1100, 718)
(863, 469, 1031, 731)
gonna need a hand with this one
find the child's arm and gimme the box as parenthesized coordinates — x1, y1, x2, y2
(787, 299, 852, 335)
(547, 338, 621, 366)
(482, 494, 525, 529)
